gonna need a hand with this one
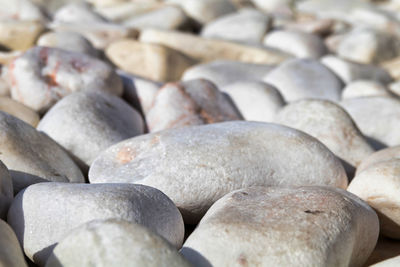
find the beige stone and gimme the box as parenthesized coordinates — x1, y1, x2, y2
(54, 2, 107, 24)
(342, 80, 393, 99)
(0, 20, 44, 51)
(94, 1, 162, 22)
(0, 97, 39, 127)
(0, 219, 27, 267)
(0, 0, 46, 21)
(357, 146, 400, 176)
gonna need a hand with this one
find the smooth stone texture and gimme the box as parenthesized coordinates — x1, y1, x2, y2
(8, 183, 184, 266)
(0, 219, 27, 267)
(0, 161, 12, 219)
(89, 121, 348, 223)
(340, 96, 400, 149)
(0, 21, 44, 51)
(181, 186, 379, 267)
(0, 0, 46, 21)
(5, 46, 123, 113)
(382, 56, 400, 81)
(321, 55, 393, 84)
(342, 80, 393, 99)
(372, 256, 400, 267)
(37, 91, 144, 166)
(357, 146, 400, 176)
(37, 31, 98, 57)
(182, 60, 274, 88)
(201, 9, 271, 44)
(263, 30, 327, 59)
(106, 39, 196, 82)
(0, 111, 84, 193)
(283, 18, 335, 36)
(264, 58, 343, 102)
(46, 219, 190, 267)
(145, 79, 241, 132)
(251, 0, 292, 14)
(389, 81, 400, 97)
(139, 28, 291, 64)
(220, 81, 284, 122)
(94, 1, 163, 22)
(276, 100, 374, 176)
(54, 2, 107, 24)
(348, 160, 400, 239)
(0, 97, 40, 127)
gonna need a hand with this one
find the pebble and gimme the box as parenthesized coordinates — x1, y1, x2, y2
(89, 121, 347, 224)
(0, 161, 12, 219)
(181, 186, 379, 266)
(45, 219, 191, 267)
(0, 21, 44, 51)
(37, 90, 144, 166)
(0, 97, 40, 127)
(264, 58, 343, 102)
(53, 2, 107, 24)
(342, 80, 393, 99)
(0, 111, 84, 193)
(356, 145, 400, 177)
(0, 219, 27, 267)
(0, 0, 46, 21)
(8, 183, 184, 266)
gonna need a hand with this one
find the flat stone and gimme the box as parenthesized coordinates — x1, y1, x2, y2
(356, 146, 400, 176)
(276, 99, 374, 176)
(45, 219, 191, 267)
(0, 20, 44, 51)
(181, 186, 378, 266)
(139, 28, 291, 64)
(0, 97, 39, 127)
(145, 79, 241, 132)
(283, 18, 335, 35)
(0, 219, 27, 267)
(0, 111, 84, 193)
(54, 2, 107, 24)
(8, 183, 184, 266)
(220, 81, 284, 122)
(251, 0, 292, 14)
(89, 121, 347, 224)
(263, 58, 343, 102)
(263, 30, 327, 58)
(342, 80, 393, 99)
(106, 39, 196, 82)
(37, 90, 144, 166)
(0, 161, 12, 219)
(4, 46, 123, 113)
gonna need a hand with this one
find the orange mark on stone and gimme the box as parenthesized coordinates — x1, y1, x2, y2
(47, 61, 60, 87)
(237, 254, 248, 266)
(150, 135, 160, 145)
(39, 47, 49, 65)
(199, 109, 216, 124)
(116, 146, 136, 164)
(70, 59, 87, 73)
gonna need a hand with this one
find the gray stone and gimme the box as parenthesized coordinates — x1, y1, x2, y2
(0, 219, 27, 267)
(54, 2, 107, 24)
(0, 161, 12, 219)
(342, 80, 393, 99)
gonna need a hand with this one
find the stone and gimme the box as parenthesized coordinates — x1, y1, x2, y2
(106, 39, 196, 82)
(348, 160, 400, 239)
(342, 80, 393, 99)
(340, 96, 400, 149)
(94, 1, 162, 22)
(356, 146, 400, 176)
(37, 90, 144, 166)
(0, 77, 9, 97)
(371, 256, 400, 267)
(365, 237, 400, 266)
(181, 186, 379, 267)
(263, 30, 327, 58)
(337, 27, 400, 64)
(0, 0, 46, 21)
(389, 81, 400, 97)
(87, 0, 134, 8)
(89, 121, 347, 224)
(0, 20, 44, 51)
(182, 60, 274, 88)
(0, 111, 84, 193)
(139, 28, 290, 64)
(8, 183, 184, 266)
(276, 99, 374, 176)
(283, 18, 335, 36)
(145, 79, 242, 132)
(54, 2, 107, 24)
(166, 0, 236, 24)
(263, 58, 343, 102)
(201, 9, 271, 44)
(251, 0, 293, 14)
(123, 5, 191, 31)
(0, 219, 27, 267)
(220, 81, 284, 122)
(45, 219, 191, 267)
(0, 97, 39, 127)
(382, 56, 400, 81)
(349, 7, 400, 33)
(37, 31, 98, 57)
(321, 55, 393, 84)
(0, 161, 12, 219)
(4, 46, 123, 113)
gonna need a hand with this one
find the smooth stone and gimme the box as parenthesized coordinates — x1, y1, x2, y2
(94, 1, 162, 22)
(389, 81, 400, 97)
(0, 97, 39, 127)
(263, 58, 343, 102)
(0, 219, 27, 267)
(251, 0, 292, 14)
(181, 186, 379, 267)
(276, 99, 374, 176)
(349, 7, 400, 33)
(357, 146, 400, 176)
(220, 81, 284, 122)
(145, 79, 241, 132)
(182, 60, 274, 88)
(337, 27, 400, 64)
(321, 55, 393, 84)
(263, 30, 327, 58)
(0, 20, 44, 51)
(8, 183, 184, 266)
(45, 219, 190, 267)
(348, 160, 400, 239)
(0, 0, 46, 21)
(106, 39, 196, 83)
(54, 2, 107, 24)
(382, 56, 400, 81)
(89, 121, 348, 224)
(123, 5, 191, 31)
(37, 90, 144, 166)
(4, 46, 123, 113)
(340, 96, 400, 149)
(201, 9, 271, 45)
(365, 237, 400, 266)
(342, 80, 393, 99)
(283, 18, 335, 35)
(166, 0, 236, 24)
(0, 111, 84, 193)
(0, 161, 12, 219)
(37, 31, 98, 57)
(0, 77, 9, 97)
(30, 0, 83, 15)
(139, 28, 291, 64)
(86, 0, 128, 8)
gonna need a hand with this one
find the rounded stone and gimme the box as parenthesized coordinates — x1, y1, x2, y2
(0, 161, 12, 220)
(357, 146, 400, 175)
(0, 219, 27, 267)
(0, 97, 40, 127)
(342, 80, 393, 99)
